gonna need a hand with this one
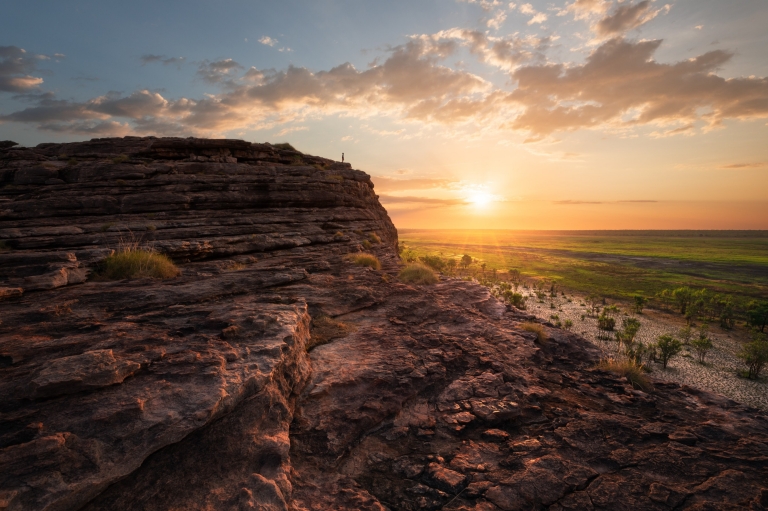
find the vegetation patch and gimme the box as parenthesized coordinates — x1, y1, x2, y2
(308, 315, 355, 351)
(521, 322, 548, 343)
(349, 253, 382, 270)
(399, 263, 438, 285)
(94, 247, 180, 280)
(597, 358, 652, 391)
(368, 232, 381, 244)
(273, 142, 299, 152)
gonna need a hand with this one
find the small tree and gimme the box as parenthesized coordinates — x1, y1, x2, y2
(481, 262, 487, 274)
(461, 254, 473, 271)
(585, 293, 602, 317)
(446, 258, 457, 274)
(739, 334, 768, 379)
(633, 295, 647, 314)
(672, 287, 694, 315)
(691, 336, 713, 364)
(656, 334, 682, 369)
(677, 325, 693, 345)
(746, 301, 768, 333)
(621, 318, 641, 343)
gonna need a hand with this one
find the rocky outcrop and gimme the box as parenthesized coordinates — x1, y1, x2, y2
(1, 137, 767, 511)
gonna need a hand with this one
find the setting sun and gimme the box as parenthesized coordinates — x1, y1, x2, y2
(466, 189, 495, 208)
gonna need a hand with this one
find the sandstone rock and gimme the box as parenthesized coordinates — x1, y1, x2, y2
(1, 137, 767, 511)
(27, 349, 141, 399)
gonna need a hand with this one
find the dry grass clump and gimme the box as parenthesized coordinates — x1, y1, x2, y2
(597, 358, 653, 392)
(368, 232, 382, 244)
(399, 263, 438, 285)
(308, 315, 355, 351)
(521, 322, 548, 343)
(95, 247, 180, 280)
(349, 253, 382, 270)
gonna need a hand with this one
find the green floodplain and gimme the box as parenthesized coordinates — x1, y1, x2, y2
(398, 230, 768, 305)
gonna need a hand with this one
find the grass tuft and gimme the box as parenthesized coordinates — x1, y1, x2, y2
(308, 315, 354, 351)
(368, 232, 382, 244)
(95, 246, 180, 280)
(597, 358, 653, 391)
(349, 253, 382, 270)
(521, 322, 548, 343)
(273, 142, 299, 152)
(399, 263, 438, 285)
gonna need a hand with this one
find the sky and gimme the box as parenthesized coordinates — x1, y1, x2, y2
(1, 0, 767, 229)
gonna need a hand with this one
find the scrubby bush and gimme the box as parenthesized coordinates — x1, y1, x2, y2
(597, 358, 652, 391)
(362, 240, 372, 250)
(633, 295, 647, 314)
(399, 263, 438, 285)
(502, 290, 527, 310)
(96, 247, 179, 280)
(420, 255, 447, 272)
(521, 322, 547, 343)
(368, 232, 381, 244)
(739, 334, 768, 379)
(111, 154, 129, 164)
(691, 336, 714, 364)
(349, 253, 381, 270)
(563, 319, 574, 331)
(656, 334, 683, 369)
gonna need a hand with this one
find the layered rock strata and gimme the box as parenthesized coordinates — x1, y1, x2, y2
(1, 138, 767, 511)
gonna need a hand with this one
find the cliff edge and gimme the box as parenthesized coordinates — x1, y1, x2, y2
(1, 138, 767, 511)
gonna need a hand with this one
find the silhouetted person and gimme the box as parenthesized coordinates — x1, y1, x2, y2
(342, 152, 344, 163)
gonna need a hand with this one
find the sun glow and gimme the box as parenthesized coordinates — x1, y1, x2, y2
(466, 189, 495, 208)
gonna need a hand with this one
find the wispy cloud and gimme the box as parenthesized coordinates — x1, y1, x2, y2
(372, 176, 457, 193)
(0, 45, 46, 92)
(140, 54, 186, 67)
(719, 162, 767, 169)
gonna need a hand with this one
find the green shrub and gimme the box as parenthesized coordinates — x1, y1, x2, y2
(739, 335, 768, 379)
(597, 358, 652, 391)
(399, 263, 438, 285)
(691, 336, 714, 364)
(503, 290, 527, 309)
(95, 247, 179, 280)
(521, 322, 547, 343)
(420, 254, 447, 272)
(564, 319, 573, 331)
(349, 253, 381, 270)
(656, 334, 683, 369)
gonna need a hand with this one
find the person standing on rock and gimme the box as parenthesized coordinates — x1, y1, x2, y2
(342, 152, 344, 163)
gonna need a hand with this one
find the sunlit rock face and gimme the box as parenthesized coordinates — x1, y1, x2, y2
(1, 137, 767, 511)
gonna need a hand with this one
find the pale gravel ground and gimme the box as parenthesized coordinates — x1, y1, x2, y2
(516, 289, 768, 412)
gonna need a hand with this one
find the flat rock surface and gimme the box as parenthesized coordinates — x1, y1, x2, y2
(1, 137, 767, 511)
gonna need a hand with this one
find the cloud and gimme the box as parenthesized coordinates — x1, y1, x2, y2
(0, 45, 46, 92)
(275, 125, 308, 137)
(378, 194, 468, 206)
(595, 1, 669, 37)
(2, 34, 767, 140)
(197, 59, 243, 84)
(141, 54, 186, 66)
(371, 176, 457, 193)
(507, 38, 768, 136)
(457, 0, 502, 11)
(518, 3, 547, 24)
(487, 11, 507, 29)
(559, 0, 610, 19)
(259, 36, 277, 47)
(719, 162, 766, 169)
(555, 199, 657, 204)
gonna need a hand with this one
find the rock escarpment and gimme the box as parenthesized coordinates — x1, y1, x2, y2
(1, 137, 767, 511)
